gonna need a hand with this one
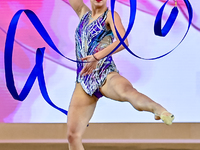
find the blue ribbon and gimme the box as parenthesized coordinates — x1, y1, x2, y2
(154, 1, 179, 37)
(109, 0, 193, 60)
(4, 10, 68, 115)
(4, 0, 193, 115)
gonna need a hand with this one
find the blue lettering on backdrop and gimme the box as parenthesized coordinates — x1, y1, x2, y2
(4, 0, 193, 115)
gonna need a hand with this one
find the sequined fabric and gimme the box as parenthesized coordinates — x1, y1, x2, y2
(75, 9, 118, 96)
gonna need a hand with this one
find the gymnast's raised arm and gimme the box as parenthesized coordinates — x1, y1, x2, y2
(63, 0, 90, 19)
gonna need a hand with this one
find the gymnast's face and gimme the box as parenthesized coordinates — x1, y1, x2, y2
(90, 0, 107, 8)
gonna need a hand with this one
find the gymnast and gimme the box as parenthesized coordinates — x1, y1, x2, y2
(66, 0, 174, 149)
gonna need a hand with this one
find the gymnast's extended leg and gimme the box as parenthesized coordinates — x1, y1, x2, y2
(100, 72, 174, 125)
(67, 83, 98, 150)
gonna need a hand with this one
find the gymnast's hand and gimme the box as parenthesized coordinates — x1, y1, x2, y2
(80, 55, 99, 76)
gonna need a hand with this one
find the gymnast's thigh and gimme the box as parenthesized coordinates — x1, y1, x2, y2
(100, 72, 135, 101)
(67, 83, 98, 135)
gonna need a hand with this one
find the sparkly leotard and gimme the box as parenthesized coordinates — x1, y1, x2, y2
(75, 9, 118, 97)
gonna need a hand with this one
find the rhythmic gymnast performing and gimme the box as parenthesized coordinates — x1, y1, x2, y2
(66, 0, 174, 149)
(3, 0, 194, 149)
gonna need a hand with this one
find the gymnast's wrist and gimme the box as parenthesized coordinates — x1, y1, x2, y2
(93, 54, 99, 61)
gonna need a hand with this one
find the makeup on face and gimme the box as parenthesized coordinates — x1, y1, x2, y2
(96, 0, 102, 2)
